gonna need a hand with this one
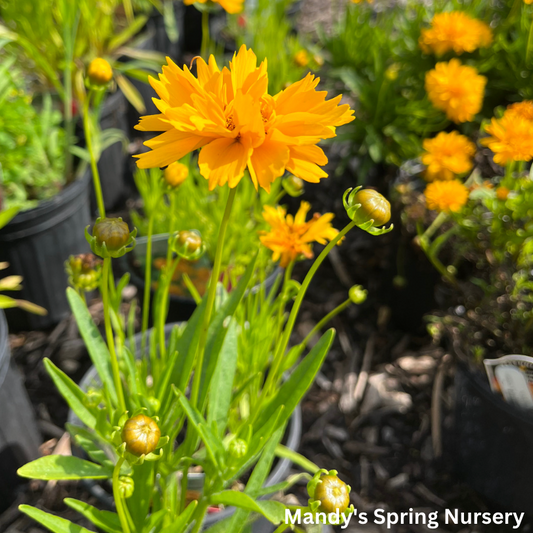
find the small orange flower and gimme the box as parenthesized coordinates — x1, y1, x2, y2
(260, 202, 339, 267)
(294, 50, 310, 67)
(496, 186, 510, 200)
(425, 180, 469, 212)
(164, 161, 189, 187)
(504, 101, 533, 122)
(419, 12, 493, 56)
(425, 59, 486, 123)
(183, 0, 244, 14)
(421, 131, 476, 181)
(481, 114, 533, 165)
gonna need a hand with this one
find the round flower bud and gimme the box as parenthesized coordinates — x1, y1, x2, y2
(93, 218, 131, 252)
(496, 186, 510, 200)
(229, 438, 248, 459)
(351, 189, 391, 227)
(118, 476, 135, 499)
(313, 474, 350, 514)
(282, 175, 305, 197)
(121, 414, 161, 457)
(349, 285, 367, 305)
(172, 230, 205, 261)
(87, 58, 113, 86)
(164, 161, 189, 188)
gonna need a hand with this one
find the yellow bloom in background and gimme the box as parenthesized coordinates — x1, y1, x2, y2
(135, 45, 354, 192)
(504, 101, 533, 122)
(351, 0, 374, 3)
(183, 0, 244, 14)
(425, 180, 469, 212)
(419, 12, 492, 56)
(425, 59, 486, 123)
(260, 202, 339, 267)
(481, 114, 533, 165)
(294, 50, 310, 67)
(421, 131, 476, 181)
(164, 161, 189, 187)
(496, 186, 510, 200)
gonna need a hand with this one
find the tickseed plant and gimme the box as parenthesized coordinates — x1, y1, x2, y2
(18, 47, 391, 533)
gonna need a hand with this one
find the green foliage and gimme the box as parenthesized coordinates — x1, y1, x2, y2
(0, 68, 65, 210)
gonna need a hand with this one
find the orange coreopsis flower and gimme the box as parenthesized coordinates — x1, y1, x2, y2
(421, 131, 476, 181)
(425, 180, 469, 212)
(183, 0, 244, 14)
(425, 59, 486, 123)
(260, 202, 339, 267)
(419, 12, 492, 56)
(504, 101, 533, 122)
(134, 46, 354, 192)
(481, 114, 533, 165)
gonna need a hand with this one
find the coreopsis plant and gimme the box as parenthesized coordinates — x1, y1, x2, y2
(18, 47, 391, 533)
(397, 100, 533, 356)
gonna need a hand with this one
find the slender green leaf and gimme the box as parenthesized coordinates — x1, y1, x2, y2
(66, 424, 114, 469)
(0, 206, 19, 229)
(43, 358, 96, 429)
(19, 506, 93, 533)
(160, 501, 198, 533)
(207, 319, 238, 436)
(209, 492, 285, 524)
(18, 456, 111, 480)
(67, 288, 117, 406)
(254, 329, 335, 431)
(116, 73, 146, 113)
(64, 499, 121, 533)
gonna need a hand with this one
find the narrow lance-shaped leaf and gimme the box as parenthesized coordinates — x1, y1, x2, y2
(18, 456, 111, 481)
(67, 288, 117, 406)
(44, 358, 96, 429)
(207, 319, 238, 437)
(254, 329, 335, 431)
(64, 499, 121, 533)
(160, 501, 198, 533)
(19, 505, 94, 533)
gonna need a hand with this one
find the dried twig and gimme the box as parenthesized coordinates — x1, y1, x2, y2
(352, 335, 376, 410)
(431, 353, 451, 458)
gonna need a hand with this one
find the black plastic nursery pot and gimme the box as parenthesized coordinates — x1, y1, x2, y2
(89, 90, 129, 214)
(0, 310, 41, 512)
(0, 173, 91, 330)
(453, 361, 533, 514)
(68, 324, 308, 533)
(118, 233, 282, 323)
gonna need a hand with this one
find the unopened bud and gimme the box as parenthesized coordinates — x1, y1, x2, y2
(172, 230, 205, 261)
(122, 414, 161, 457)
(87, 58, 113, 87)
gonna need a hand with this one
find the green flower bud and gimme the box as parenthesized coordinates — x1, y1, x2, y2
(311, 473, 351, 514)
(65, 253, 102, 292)
(282, 175, 305, 197)
(119, 476, 134, 499)
(229, 438, 248, 459)
(122, 414, 161, 457)
(343, 187, 393, 236)
(86, 217, 137, 259)
(172, 230, 205, 261)
(349, 285, 367, 304)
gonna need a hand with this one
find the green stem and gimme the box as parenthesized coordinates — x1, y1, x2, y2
(179, 464, 189, 513)
(301, 298, 352, 349)
(190, 187, 237, 409)
(190, 499, 209, 533)
(112, 458, 133, 533)
(201, 9, 210, 59)
(102, 258, 126, 413)
(422, 211, 448, 242)
(83, 92, 106, 218)
(265, 220, 357, 394)
(527, 15, 533, 65)
(141, 211, 155, 355)
(275, 444, 319, 474)
(158, 257, 180, 359)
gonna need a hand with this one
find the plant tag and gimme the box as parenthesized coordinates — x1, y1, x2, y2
(484, 354, 533, 410)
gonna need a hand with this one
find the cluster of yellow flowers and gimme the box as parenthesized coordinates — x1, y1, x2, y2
(419, 12, 492, 56)
(481, 101, 533, 165)
(135, 45, 354, 192)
